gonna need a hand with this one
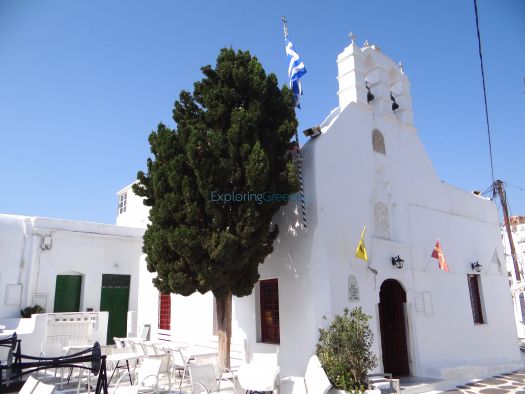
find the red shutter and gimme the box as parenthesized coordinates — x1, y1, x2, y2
(260, 279, 280, 344)
(158, 293, 171, 330)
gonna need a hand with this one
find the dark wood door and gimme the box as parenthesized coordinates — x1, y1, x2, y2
(260, 279, 280, 343)
(379, 279, 409, 377)
(100, 274, 130, 345)
(54, 275, 82, 312)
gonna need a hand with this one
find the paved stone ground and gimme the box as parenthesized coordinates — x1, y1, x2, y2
(439, 371, 525, 393)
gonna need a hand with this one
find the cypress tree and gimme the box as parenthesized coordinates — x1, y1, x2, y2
(134, 47, 299, 367)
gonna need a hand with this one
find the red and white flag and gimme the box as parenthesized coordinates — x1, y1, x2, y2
(431, 239, 450, 272)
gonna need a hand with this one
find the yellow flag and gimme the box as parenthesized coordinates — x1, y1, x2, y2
(355, 225, 368, 262)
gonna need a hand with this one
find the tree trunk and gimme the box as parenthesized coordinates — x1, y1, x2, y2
(216, 290, 232, 369)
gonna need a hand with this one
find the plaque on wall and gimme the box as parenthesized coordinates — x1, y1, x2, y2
(348, 275, 360, 302)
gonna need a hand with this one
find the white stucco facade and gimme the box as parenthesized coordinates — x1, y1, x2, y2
(116, 183, 150, 229)
(133, 38, 522, 381)
(503, 216, 525, 338)
(0, 213, 145, 355)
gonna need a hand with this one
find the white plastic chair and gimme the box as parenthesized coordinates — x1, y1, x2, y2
(140, 325, 150, 341)
(60, 345, 91, 393)
(193, 353, 237, 393)
(170, 348, 190, 389)
(189, 364, 229, 394)
(147, 353, 172, 392)
(151, 343, 166, 355)
(280, 355, 331, 394)
(20, 376, 56, 394)
(113, 338, 124, 349)
(19, 375, 40, 394)
(33, 381, 56, 394)
(113, 357, 162, 394)
(143, 343, 157, 356)
(38, 342, 62, 380)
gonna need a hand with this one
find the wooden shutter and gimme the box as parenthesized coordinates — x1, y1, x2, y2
(158, 294, 171, 330)
(467, 274, 484, 324)
(260, 279, 280, 344)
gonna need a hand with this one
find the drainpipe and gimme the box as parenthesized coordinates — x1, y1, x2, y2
(21, 218, 35, 309)
(28, 229, 53, 304)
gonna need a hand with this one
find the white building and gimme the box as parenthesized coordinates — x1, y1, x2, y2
(503, 215, 525, 337)
(0, 214, 144, 354)
(128, 37, 522, 381)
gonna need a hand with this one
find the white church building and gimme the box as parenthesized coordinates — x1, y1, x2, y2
(0, 35, 522, 384)
(125, 37, 522, 380)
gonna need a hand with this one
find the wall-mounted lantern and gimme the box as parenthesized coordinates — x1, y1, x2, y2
(471, 261, 482, 273)
(391, 255, 404, 269)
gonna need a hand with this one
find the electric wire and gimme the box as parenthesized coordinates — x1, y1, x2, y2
(505, 182, 525, 192)
(473, 0, 495, 185)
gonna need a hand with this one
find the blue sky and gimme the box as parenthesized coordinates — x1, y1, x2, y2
(0, 0, 523, 224)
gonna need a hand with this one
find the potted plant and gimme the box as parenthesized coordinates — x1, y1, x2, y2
(317, 307, 380, 394)
(20, 304, 46, 318)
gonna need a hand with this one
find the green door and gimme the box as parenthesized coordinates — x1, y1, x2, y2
(100, 274, 130, 345)
(54, 275, 82, 312)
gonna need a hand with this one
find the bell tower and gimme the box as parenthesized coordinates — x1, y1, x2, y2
(336, 34, 414, 126)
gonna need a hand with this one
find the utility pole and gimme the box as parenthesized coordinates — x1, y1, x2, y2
(495, 180, 521, 281)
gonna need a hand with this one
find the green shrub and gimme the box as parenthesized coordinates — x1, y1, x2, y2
(316, 307, 377, 393)
(20, 304, 46, 318)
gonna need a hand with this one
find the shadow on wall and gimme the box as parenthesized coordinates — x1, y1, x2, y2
(232, 140, 321, 376)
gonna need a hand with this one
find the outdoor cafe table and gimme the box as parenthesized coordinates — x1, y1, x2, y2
(237, 363, 280, 393)
(106, 352, 140, 385)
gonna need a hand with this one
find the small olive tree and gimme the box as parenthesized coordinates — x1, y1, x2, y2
(316, 307, 377, 393)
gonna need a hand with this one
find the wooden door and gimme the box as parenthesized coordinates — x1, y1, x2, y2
(379, 279, 409, 377)
(100, 274, 130, 344)
(54, 275, 82, 312)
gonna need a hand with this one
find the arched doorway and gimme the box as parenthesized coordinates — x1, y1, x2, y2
(379, 279, 409, 377)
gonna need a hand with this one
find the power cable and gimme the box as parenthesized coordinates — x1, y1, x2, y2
(473, 0, 495, 184)
(505, 182, 525, 192)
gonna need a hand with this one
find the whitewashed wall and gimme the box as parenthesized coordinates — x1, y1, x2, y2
(232, 41, 521, 378)
(0, 214, 144, 320)
(116, 183, 150, 229)
(131, 39, 521, 381)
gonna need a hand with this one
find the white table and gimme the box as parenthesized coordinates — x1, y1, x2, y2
(106, 352, 140, 385)
(238, 363, 280, 393)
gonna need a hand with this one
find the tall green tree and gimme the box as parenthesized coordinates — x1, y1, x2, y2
(133, 48, 299, 367)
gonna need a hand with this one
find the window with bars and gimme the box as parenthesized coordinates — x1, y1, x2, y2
(467, 274, 484, 324)
(158, 293, 171, 330)
(118, 192, 127, 214)
(260, 278, 280, 344)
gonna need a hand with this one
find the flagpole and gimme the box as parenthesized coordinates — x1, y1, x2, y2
(281, 16, 289, 40)
(281, 16, 307, 229)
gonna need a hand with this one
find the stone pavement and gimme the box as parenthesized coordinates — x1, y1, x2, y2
(437, 371, 525, 393)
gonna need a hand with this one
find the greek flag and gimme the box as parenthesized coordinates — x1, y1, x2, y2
(286, 38, 306, 108)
